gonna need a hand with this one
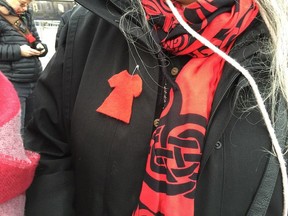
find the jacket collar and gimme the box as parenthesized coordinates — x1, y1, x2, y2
(76, 0, 155, 51)
(75, 0, 131, 26)
(110, 0, 131, 11)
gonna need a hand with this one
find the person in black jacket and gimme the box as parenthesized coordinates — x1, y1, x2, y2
(24, 0, 288, 216)
(0, 0, 48, 131)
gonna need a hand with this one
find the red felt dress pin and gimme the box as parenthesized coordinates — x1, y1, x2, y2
(96, 70, 142, 124)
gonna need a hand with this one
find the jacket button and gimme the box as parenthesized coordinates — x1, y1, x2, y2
(171, 67, 179, 76)
(154, 118, 160, 127)
(215, 141, 222, 150)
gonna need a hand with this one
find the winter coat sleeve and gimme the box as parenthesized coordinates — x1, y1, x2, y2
(0, 12, 21, 61)
(0, 43, 22, 61)
(24, 30, 75, 215)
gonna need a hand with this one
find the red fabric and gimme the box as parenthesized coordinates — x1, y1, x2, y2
(25, 33, 36, 44)
(97, 70, 142, 124)
(134, 0, 258, 215)
(0, 71, 40, 205)
(0, 72, 20, 127)
(0, 151, 40, 203)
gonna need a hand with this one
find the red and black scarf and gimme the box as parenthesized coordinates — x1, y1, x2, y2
(133, 0, 258, 215)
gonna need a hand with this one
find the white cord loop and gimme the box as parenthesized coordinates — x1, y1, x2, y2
(165, 0, 288, 215)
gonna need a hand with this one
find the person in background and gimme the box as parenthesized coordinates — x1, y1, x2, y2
(24, 0, 288, 215)
(0, 71, 39, 216)
(0, 0, 48, 131)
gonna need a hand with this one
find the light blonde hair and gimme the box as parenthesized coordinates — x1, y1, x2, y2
(256, 0, 288, 117)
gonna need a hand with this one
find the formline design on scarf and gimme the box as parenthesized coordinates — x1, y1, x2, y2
(133, 0, 259, 215)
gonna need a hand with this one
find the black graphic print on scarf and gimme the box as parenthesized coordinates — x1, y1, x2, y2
(133, 0, 258, 215)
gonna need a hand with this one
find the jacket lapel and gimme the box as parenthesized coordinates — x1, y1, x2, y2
(199, 63, 240, 177)
(199, 18, 266, 176)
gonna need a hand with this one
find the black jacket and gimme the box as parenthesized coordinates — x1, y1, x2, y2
(0, 0, 47, 82)
(55, 4, 78, 50)
(25, 0, 287, 215)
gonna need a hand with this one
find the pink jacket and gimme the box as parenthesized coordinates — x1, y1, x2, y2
(0, 72, 39, 216)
